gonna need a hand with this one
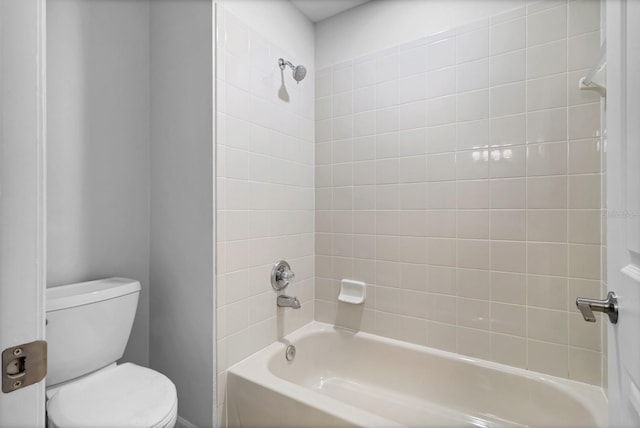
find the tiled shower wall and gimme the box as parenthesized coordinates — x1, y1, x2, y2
(215, 6, 315, 419)
(314, 0, 605, 385)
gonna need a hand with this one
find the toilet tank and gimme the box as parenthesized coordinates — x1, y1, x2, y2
(46, 278, 141, 386)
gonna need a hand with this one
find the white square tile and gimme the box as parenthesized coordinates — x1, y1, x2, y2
(457, 211, 490, 239)
(458, 327, 490, 360)
(491, 303, 526, 336)
(490, 50, 526, 86)
(399, 183, 428, 210)
(457, 90, 489, 122)
(527, 5, 567, 47)
(491, 333, 526, 368)
(568, 139, 601, 174)
(332, 139, 353, 164)
(528, 308, 568, 345)
(427, 95, 456, 126)
(527, 108, 567, 143)
(491, 82, 525, 117)
(490, 114, 526, 147)
(332, 92, 353, 117)
(316, 68, 332, 98)
(527, 275, 567, 310)
(491, 210, 526, 240)
(354, 86, 375, 113)
(568, 31, 601, 72)
(426, 67, 456, 99)
(526, 141, 568, 176)
(491, 240, 526, 273)
(376, 80, 398, 109)
(527, 176, 568, 209)
(527, 74, 567, 112)
(399, 101, 427, 130)
(427, 181, 456, 209)
(457, 180, 489, 209)
(568, 210, 601, 244)
(332, 116, 353, 140)
(427, 124, 457, 153)
(527, 242, 568, 276)
(427, 37, 456, 71)
(457, 119, 489, 151)
(568, 0, 600, 37)
(527, 210, 568, 242)
(398, 45, 429, 77)
(527, 39, 567, 79)
(488, 146, 526, 178)
(375, 158, 400, 184)
(353, 111, 376, 137)
(376, 49, 399, 83)
(568, 174, 601, 209)
(426, 153, 456, 181)
(332, 63, 353, 94)
(568, 103, 600, 140)
(399, 128, 428, 156)
(491, 271, 526, 304)
(490, 17, 526, 56)
(457, 59, 489, 93)
(528, 339, 568, 378)
(316, 97, 332, 120)
(353, 161, 375, 185)
(457, 26, 489, 64)
(376, 132, 399, 159)
(354, 58, 376, 89)
(456, 150, 489, 180)
(353, 136, 376, 161)
(376, 107, 400, 133)
(398, 73, 428, 103)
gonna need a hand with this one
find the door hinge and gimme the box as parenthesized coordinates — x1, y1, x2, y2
(2, 340, 47, 393)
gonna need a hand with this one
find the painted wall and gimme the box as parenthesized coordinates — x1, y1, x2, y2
(149, 1, 214, 427)
(47, 0, 150, 366)
(314, 0, 605, 385)
(315, 0, 535, 69)
(215, 1, 314, 424)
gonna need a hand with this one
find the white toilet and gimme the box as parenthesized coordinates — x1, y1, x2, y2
(45, 278, 178, 428)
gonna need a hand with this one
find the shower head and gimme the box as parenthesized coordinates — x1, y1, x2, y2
(278, 58, 307, 83)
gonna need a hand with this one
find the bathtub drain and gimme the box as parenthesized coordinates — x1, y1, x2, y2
(285, 345, 296, 361)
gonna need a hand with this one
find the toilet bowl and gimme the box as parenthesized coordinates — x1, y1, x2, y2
(45, 278, 177, 428)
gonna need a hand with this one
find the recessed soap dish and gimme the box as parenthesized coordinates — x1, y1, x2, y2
(338, 279, 366, 304)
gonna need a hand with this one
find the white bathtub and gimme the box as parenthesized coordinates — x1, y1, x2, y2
(226, 322, 607, 427)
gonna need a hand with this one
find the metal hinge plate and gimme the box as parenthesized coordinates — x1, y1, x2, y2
(2, 340, 47, 393)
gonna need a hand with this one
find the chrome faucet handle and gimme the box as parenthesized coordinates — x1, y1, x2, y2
(271, 260, 295, 291)
(576, 291, 618, 324)
(279, 269, 295, 283)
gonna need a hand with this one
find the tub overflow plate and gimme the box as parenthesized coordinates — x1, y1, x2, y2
(285, 345, 296, 361)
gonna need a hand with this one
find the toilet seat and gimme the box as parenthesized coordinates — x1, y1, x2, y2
(47, 363, 177, 428)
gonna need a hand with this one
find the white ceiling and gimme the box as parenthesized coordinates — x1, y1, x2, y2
(291, 0, 370, 23)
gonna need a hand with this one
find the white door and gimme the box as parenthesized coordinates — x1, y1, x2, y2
(0, 0, 47, 426)
(607, 0, 640, 427)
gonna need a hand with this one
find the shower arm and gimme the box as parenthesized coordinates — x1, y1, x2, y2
(278, 58, 295, 71)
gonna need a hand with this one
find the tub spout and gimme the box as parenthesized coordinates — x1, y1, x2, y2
(277, 295, 301, 309)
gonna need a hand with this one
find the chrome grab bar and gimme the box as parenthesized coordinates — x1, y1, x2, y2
(576, 291, 618, 324)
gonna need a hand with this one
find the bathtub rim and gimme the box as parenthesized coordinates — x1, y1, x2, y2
(227, 321, 607, 428)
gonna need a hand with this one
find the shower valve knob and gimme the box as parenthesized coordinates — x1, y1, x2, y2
(278, 270, 295, 282)
(271, 260, 295, 291)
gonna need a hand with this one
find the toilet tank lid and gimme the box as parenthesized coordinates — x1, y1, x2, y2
(47, 278, 141, 312)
